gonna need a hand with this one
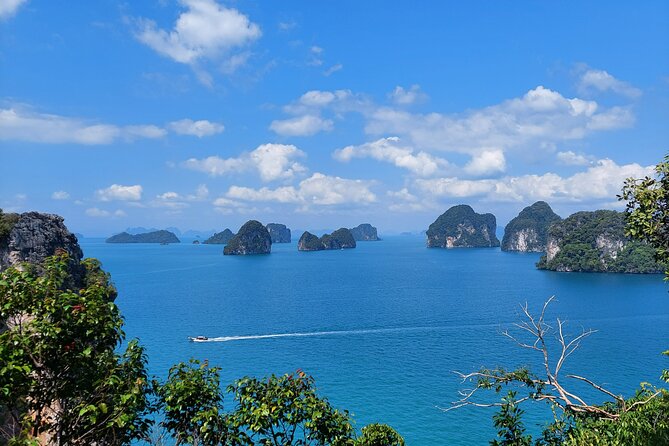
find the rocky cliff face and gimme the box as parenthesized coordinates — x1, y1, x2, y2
(426, 205, 500, 248)
(223, 220, 272, 255)
(502, 201, 561, 252)
(0, 211, 86, 288)
(203, 228, 235, 244)
(537, 210, 662, 273)
(349, 223, 379, 241)
(266, 223, 291, 243)
(297, 228, 357, 251)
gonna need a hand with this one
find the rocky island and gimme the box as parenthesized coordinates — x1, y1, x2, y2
(106, 230, 180, 244)
(349, 223, 379, 241)
(203, 229, 235, 244)
(537, 210, 662, 273)
(426, 205, 500, 248)
(223, 220, 272, 255)
(266, 223, 291, 243)
(502, 201, 562, 252)
(298, 228, 357, 251)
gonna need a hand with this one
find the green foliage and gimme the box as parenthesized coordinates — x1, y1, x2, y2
(355, 423, 404, 446)
(224, 220, 271, 255)
(228, 370, 356, 446)
(157, 359, 228, 446)
(0, 253, 153, 445)
(502, 201, 562, 252)
(427, 204, 500, 248)
(620, 153, 669, 277)
(0, 209, 19, 244)
(299, 231, 324, 251)
(490, 392, 532, 446)
(536, 210, 663, 273)
(106, 230, 180, 244)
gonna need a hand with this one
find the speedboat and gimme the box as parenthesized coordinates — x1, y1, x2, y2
(188, 336, 209, 342)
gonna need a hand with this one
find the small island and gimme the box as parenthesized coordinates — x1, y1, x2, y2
(502, 201, 562, 252)
(537, 210, 662, 273)
(223, 220, 272, 255)
(266, 223, 291, 243)
(426, 205, 500, 248)
(105, 230, 180, 244)
(298, 228, 357, 251)
(349, 223, 380, 241)
(203, 229, 235, 245)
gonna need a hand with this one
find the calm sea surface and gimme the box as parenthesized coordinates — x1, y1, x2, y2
(80, 236, 669, 445)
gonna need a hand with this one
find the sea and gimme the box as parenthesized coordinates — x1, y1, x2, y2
(80, 236, 669, 445)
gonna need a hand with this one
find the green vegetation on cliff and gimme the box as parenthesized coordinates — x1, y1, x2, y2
(223, 220, 271, 255)
(501, 201, 561, 252)
(203, 228, 234, 244)
(298, 228, 356, 251)
(349, 224, 379, 241)
(537, 210, 662, 273)
(0, 209, 19, 243)
(106, 230, 180, 244)
(426, 205, 500, 248)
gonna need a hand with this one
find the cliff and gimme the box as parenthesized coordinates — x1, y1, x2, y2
(537, 210, 662, 273)
(106, 230, 180, 244)
(501, 201, 562, 252)
(223, 220, 272, 255)
(349, 223, 379, 241)
(0, 210, 113, 296)
(266, 223, 291, 243)
(203, 229, 235, 244)
(426, 205, 500, 248)
(298, 228, 357, 251)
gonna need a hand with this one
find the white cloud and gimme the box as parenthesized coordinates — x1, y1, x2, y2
(578, 68, 642, 98)
(125, 125, 167, 139)
(218, 173, 376, 209)
(0, 0, 27, 19)
(389, 85, 426, 105)
(169, 118, 225, 137)
(416, 159, 653, 203)
(323, 63, 343, 76)
(333, 137, 450, 177)
(135, 0, 261, 66)
(51, 191, 70, 200)
(463, 150, 506, 176)
(157, 191, 180, 200)
(556, 150, 593, 166)
(85, 208, 126, 218)
(183, 143, 307, 182)
(269, 115, 333, 136)
(282, 89, 365, 115)
(96, 184, 143, 201)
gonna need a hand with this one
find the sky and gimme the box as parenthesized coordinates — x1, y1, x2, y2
(1, 0, 668, 236)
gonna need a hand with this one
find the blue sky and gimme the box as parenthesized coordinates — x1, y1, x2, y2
(1, 0, 668, 236)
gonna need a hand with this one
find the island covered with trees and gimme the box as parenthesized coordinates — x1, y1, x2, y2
(106, 230, 180, 244)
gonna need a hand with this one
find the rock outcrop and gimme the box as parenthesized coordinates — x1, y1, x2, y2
(106, 230, 180, 244)
(537, 210, 662, 273)
(0, 210, 86, 289)
(501, 201, 562, 252)
(266, 223, 291, 243)
(297, 228, 356, 251)
(223, 220, 272, 255)
(349, 223, 379, 241)
(203, 229, 235, 244)
(426, 205, 500, 248)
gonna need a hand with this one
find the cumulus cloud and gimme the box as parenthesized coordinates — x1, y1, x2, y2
(135, 0, 261, 66)
(556, 150, 593, 166)
(96, 184, 143, 201)
(269, 115, 333, 136)
(389, 85, 426, 105)
(51, 191, 70, 200)
(0, 0, 27, 19)
(183, 143, 307, 182)
(169, 119, 225, 137)
(365, 86, 633, 154)
(415, 159, 653, 203)
(577, 68, 642, 98)
(85, 208, 126, 218)
(463, 150, 506, 176)
(216, 173, 376, 210)
(333, 137, 450, 177)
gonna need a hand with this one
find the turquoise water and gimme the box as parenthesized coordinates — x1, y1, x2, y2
(80, 236, 669, 445)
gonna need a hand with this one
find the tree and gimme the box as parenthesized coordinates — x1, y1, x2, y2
(620, 153, 669, 276)
(0, 253, 153, 445)
(354, 423, 405, 446)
